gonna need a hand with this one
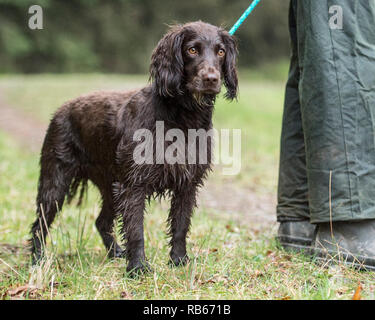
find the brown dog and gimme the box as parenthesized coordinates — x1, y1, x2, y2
(30, 21, 238, 275)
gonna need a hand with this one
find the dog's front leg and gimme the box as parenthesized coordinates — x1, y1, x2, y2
(168, 186, 197, 266)
(116, 186, 150, 275)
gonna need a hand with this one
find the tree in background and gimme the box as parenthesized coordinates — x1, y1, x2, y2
(0, 0, 290, 73)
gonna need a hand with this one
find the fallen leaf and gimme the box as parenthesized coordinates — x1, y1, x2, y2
(225, 225, 234, 233)
(352, 283, 362, 300)
(7, 285, 40, 299)
(202, 279, 216, 285)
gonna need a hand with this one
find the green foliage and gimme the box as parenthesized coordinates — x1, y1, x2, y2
(0, 0, 290, 73)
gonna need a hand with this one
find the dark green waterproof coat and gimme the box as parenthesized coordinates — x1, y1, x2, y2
(277, 0, 375, 223)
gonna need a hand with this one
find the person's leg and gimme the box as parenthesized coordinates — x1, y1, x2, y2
(277, 0, 316, 252)
(297, 0, 375, 269)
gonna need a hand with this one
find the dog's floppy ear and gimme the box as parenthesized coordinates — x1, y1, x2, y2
(150, 25, 185, 98)
(221, 30, 238, 100)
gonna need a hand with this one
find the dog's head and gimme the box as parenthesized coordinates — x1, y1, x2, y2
(150, 21, 238, 101)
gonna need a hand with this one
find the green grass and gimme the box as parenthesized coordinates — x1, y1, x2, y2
(1, 131, 374, 300)
(1, 72, 375, 300)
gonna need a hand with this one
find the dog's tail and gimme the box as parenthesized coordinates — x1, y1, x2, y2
(67, 175, 88, 206)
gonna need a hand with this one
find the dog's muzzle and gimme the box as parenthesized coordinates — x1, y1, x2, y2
(198, 67, 221, 94)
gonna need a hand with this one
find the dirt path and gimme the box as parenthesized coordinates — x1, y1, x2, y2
(0, 93, 277, 228)
(0, 95, 47, 153)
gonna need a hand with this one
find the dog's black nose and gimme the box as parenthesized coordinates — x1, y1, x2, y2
(202, 73, 219, 86)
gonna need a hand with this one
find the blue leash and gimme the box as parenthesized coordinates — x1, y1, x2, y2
(229, 0, 262, 35)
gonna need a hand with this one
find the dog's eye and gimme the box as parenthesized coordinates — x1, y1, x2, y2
(188, 47, 198, 55)
(218, 49, 225, 57)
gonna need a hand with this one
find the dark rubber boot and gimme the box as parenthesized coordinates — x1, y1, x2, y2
(277, 220, 316, 253)
(313, 220, 375, 271)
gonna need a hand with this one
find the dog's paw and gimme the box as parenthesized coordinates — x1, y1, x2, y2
(126, 260, 153, 277)
(108, 245, 125, 259)
(169, 254, 190, 267)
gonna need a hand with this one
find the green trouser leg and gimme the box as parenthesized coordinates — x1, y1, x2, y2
(277, 0, 309, 222)
(278, 0, 375, 223)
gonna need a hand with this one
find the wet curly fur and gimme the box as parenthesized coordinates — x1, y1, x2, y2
(30, 21, 238, 275)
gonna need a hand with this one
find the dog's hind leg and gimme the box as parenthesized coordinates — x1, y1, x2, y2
(96, 198, 124, 258)
(30, 123, 79, 265)
(30, 161, 75, 264)
(167, 186, 197, 266)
